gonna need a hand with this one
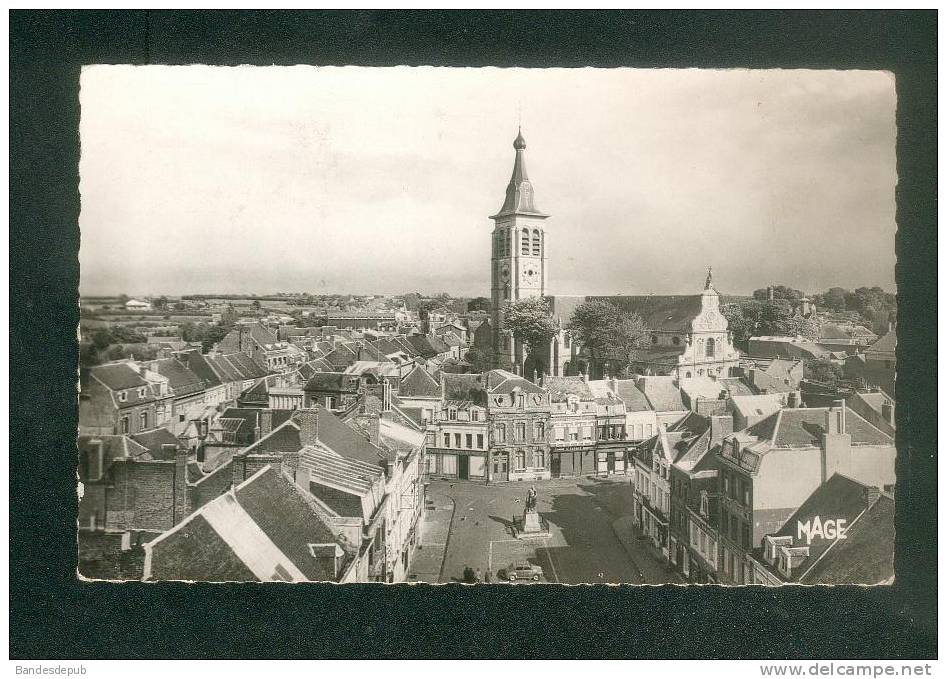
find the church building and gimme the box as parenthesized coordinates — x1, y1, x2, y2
(482, 129, 740, 382)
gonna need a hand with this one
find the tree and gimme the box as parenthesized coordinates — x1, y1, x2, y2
(153, 296, 169, 310)
(464, 347, 493, 373)
(567, 300, 647, 378)
(753, 285, 804, 302)
(757, 300, 799, 337)
(502, 297, 558, 357)
(805, 358, 843, 388)
(720, 303, 756, 349)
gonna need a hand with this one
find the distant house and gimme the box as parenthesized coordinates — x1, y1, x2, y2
(216, 322, 307, 373)
(143, 465, 358, 583)
(736, 357, 804, 394)
(302, 372, 361, 414)
(862, 329, 897, 396)
(750, 473, 894, 585)
(125, 299, 152, 311)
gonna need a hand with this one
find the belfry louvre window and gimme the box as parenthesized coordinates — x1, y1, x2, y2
(532, 229, 541, 255)
(521, 228, 529, 254)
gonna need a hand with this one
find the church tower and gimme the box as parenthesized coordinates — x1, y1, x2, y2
(490, 128, 549, 372)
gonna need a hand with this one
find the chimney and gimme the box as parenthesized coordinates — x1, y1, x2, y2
(821, 399, 852, 483)
(787, 391, 801, 408)
(382, 379, 392, 412)
(280, 452, 300, 478)
(88, 440, 104, 481)
(881, 400, 894, 427)
(295, 464, 311, 491)
(260, 409, 275, 436)
(253, 411, 262, 441)
(863, 485, 881, 509)
(173, 447, 190, 525)
(295, 409, 320, 448)
(581, 372, 589, 384)
(827, 399, 847, 435)
(366, 413, 381, 446)
(539, 372, 545, 387)
(710, 414, 733, 446)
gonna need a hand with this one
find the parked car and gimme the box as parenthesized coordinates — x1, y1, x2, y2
(505, 561, 543, 582)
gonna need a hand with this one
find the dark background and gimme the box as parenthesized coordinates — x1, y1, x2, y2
(9, 10, 937, 659)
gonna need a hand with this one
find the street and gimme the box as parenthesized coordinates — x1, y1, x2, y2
(414, 476, 681, 585)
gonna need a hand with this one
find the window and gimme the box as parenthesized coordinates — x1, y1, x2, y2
(514, 450, 526, 470)
(555, 427, 565, 441)
(645, 423, 653, 437)
(570, 428, 579, 442)
(742, 522, 752, 550)
(448, 408, 457, 420)
(477, 434, 484, 449)
(532, 449, 545, 468)
(534, 422, 545, 440)
(471, 410, 480, 422)
(120, 416, 129, 434)
(443, 433, 450, 448)
(466, 434, 473, 449)
(517, 394, 525, 408)
(139, 412, 148, 430)
(118, 390, 127, 403)
(454, 433, 461, 448)
(503, 285, 510, 301)
(178, 413, 186, 423)
(441, 454, 457, 475)
(138, 387, 146, 398)
(521, 228, 529, 254)
(496, 424, 506, 443)
(515, 422, 526, 441)
(706, 337, 716, 358)
(531, 229, 541, 256)
(721, 511, 729, 535)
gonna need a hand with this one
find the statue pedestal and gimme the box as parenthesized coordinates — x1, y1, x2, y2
(514, 509, 551, 539)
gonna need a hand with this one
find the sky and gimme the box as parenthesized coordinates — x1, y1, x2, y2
(78, 66, 896, 298)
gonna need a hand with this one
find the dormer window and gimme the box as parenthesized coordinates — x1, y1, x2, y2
(448, 407, 457, 421)
(517, 394, 525, 409)
(118, 390, 127, 403)
(138, 387, 146, 398)
(471, 409, 480, 422)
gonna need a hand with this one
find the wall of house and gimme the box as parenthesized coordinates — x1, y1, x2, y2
(106, 460, 179, 532)
(191, 460, 235, 509)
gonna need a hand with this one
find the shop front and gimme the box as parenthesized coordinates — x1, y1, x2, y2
(549, 444, 595, 478)
(426, 448, 488, 481)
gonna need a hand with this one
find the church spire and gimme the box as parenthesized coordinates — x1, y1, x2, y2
(705, 266, 713, 290)
(491, 128, 548, 219)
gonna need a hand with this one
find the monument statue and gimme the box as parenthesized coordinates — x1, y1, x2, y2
(515, 485, 548, 538)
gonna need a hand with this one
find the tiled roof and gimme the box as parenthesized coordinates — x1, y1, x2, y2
(611, 379, 652, 412)
(298, 409, 388, 466)
(637, 376, 686, 413)
(769, 474, 893, 584)
(589, 295, 704, 332)
(78, 434, 150, 470)
(90, 363, 148, 391)
(178, 351, 222, 387)
(543, 376, 594, 401)
(484, 369, 545, 395)
(145, 465, 350, 582)
(155, 358, 205, 395)
(865, 329, 897, 357)
(781, 408, 890, 447)
(130, 428, 181, 459)
(730, 394, 785, 421)
(399, 365, 441, 399)
(718, 377, 757, 397)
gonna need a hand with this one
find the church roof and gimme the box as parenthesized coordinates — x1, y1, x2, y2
(491, 128, 549, 220)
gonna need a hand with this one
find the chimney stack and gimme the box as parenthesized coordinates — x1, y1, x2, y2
(710, 415, 733, 446)
(863, 485, 881, 509)
(295, 409, 320, 447)
(787, 391, 801, 408)
(881, 400, 894, 427)
(382, 379, 392, 412)
(260, 409, 274, 436)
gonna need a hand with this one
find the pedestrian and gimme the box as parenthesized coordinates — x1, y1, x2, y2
(484, 569, 493, 584)
(475, 567, 483, 583)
